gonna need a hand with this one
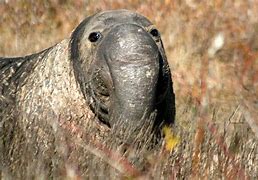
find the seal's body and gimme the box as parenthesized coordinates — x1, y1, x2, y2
(0, 10, 175, 178)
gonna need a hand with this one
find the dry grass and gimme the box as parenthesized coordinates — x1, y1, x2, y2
(0, 0, 258, 179)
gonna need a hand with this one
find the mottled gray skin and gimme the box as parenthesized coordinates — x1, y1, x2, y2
(0, 10, 175, 178)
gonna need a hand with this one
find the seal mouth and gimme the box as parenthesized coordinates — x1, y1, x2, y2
(88, 70, 111, 127)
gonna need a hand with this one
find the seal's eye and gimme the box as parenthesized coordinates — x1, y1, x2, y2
(150, 29, 159, 37)
(88, 32, 102, 42)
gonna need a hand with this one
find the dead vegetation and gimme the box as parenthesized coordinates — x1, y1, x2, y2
(0, 0, 258, 179)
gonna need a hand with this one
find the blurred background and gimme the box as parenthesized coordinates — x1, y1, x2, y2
(0, 0, 257, 178)
(0, 0, 257, 107)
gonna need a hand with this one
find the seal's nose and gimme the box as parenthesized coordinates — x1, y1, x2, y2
(103, 24, 159, 63)
(97, 24, 160, 128)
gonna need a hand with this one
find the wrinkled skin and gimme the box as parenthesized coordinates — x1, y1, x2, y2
(0, 10, 175, 178)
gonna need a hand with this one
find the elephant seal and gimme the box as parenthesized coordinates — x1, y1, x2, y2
(0, 9, 175, 178)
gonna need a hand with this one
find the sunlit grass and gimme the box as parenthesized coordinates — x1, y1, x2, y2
(163, 125, 180, 151)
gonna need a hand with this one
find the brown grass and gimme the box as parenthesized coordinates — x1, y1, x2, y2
(0, 0, 258, 179)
